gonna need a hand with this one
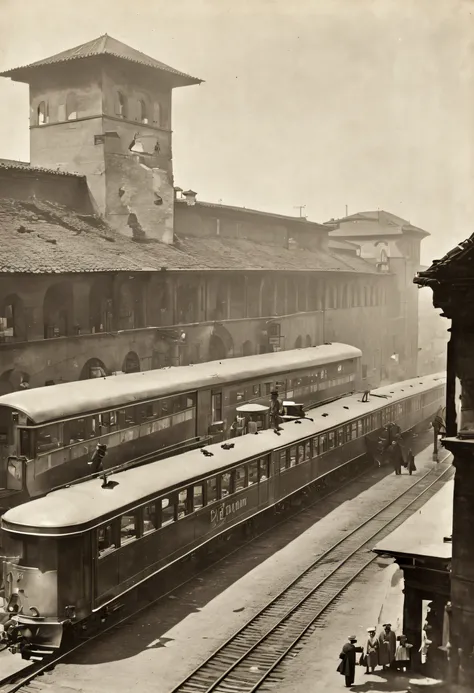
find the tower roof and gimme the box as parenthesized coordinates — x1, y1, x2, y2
(0, 34, 202, 87)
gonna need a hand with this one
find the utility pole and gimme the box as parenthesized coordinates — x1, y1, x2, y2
(293, 205, 306, 218)
(345, 204, 348, 217)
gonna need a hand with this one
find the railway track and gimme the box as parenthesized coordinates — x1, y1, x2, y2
(169, 459, 453, 693)
(0, 452, 451, 693)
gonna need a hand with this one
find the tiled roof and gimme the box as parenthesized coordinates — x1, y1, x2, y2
(0, 35, 202, 87)
(0, 161, 83, 178)
(176, 198, 326, 228)
(415, 234, 474, 285)
(0, 197, 382, 275)
(327, 210, 429, 238)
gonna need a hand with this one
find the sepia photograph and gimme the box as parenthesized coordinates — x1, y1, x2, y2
(0, 1, 472, 691)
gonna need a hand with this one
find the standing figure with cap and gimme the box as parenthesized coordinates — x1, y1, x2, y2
(378, 623, 397, 670)
(395, 634, 413, 672)
(269, 390, 283, 429)
(364, 627, 379, 674)
(337, 635, 363, 688)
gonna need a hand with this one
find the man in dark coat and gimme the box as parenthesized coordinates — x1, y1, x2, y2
(338, 635, 363, 687)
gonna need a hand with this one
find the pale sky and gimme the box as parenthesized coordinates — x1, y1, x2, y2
(0, 0, 473, 264)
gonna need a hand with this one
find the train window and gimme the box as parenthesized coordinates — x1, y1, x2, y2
(178, 490, 189, 518)
(289, 446, 297, 467)
(36, 424, 62, 454)
(235, 466, 247, 491)
(265, 383, 272, 395)
(186, 394, 196, 409)
(259, 457, 270, 480)
(143, 503, 159, 534)
(98, 524, 118, 558)
(123, 407, 137, 427)
(337, 364, 343, 372)
(371, 413, 379, 430)
(397, 403, 404, 416)
(221, 472, 232, 497)
(357, 419, 363, 437)
(312, 437, 319, 456)
(193, 484, 204, 511)
(161, 497, 176, 526)
(337, 428, 344, 446)
(67, 418, 87, 444)
(351, 423, 357, 440)
(320, 434, 328, 453)
(328, 431, 335, 450)
(145, 403, 155, 419)
(207, 477, 218, 503)
(279, 449, 288, 472)
(297, 445, 304, 464)
(304, 440, 312, 460)
(19, 429, 33, 458)
(161, 399, 170, 416)
(99, 411, 117, 429)
(253, 384, 261, 397)
(344, 425, 351, 442)
(211, 393, 223, 422)
(120, 513, 138, 545)
(248, 460, 259, 485)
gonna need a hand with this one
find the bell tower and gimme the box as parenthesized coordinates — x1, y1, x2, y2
(0, 35, 202, 244)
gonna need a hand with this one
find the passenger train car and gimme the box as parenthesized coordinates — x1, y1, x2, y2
(0, 372, 444, 658)
(0, 344, 361, 507)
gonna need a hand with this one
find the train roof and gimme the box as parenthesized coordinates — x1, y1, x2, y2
(0, 343, 361, 424)
(2, 372, 445, 536)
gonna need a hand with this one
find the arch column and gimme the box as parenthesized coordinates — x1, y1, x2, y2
(72, 279, 92, 334)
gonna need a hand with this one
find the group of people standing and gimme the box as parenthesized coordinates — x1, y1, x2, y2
(387, 434, 416, 475)
(338, 624, 413, 687)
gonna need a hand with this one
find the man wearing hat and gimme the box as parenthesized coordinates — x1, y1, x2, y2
(378, 623, 397, 669)
(337, 635, 363, 687)
(269, 390, 283, 429)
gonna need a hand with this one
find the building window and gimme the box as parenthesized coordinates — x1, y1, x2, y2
(138, 99, 148, 124)
(115, 91, 127, 118)
(37, 101, 48, 125)
(66, 93, 77, 120)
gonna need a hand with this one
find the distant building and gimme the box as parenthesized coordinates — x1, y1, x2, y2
(327, 210, 429, 382)
(0, 36, 428, 391)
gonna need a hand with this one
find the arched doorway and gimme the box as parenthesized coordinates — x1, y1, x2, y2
(305, 335, 312, 347)
(294, 335, 303, 349)
(0, 294, 26, 342)
(43, 281, 73, 338)
(122, 351, 140, 373)
(80, 358, 107, 380)
(242, 340, 253, 357)
(89, 277, 114, 333)
(0, 369, 30, 394)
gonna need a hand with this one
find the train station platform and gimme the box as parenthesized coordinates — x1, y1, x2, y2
(0, 442, 453, 692)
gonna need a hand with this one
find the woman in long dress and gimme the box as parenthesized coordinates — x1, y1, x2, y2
(364, 628, 379, 674)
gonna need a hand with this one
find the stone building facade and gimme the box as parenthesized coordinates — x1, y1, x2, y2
(0, 35, 428, 392)
(416, 237, 474, 691)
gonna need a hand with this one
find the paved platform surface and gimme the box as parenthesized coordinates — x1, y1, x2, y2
(0, 442, 452, 692)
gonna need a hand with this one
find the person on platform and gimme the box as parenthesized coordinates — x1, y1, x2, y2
(407, 449, 416, 475)
(364, 628, 379, 674)
(387, 442, 402, 475)
(378, 623, 397, 669)
(337, 635, 363, 688)
(395, 634, 413, 672)
(247, 416, 258, 434)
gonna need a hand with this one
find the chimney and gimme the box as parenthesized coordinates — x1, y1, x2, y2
(183, 189, 197, 206)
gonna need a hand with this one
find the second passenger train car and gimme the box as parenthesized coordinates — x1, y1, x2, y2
(0, 344, 361, 507)
(0, 372, 444, 658)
